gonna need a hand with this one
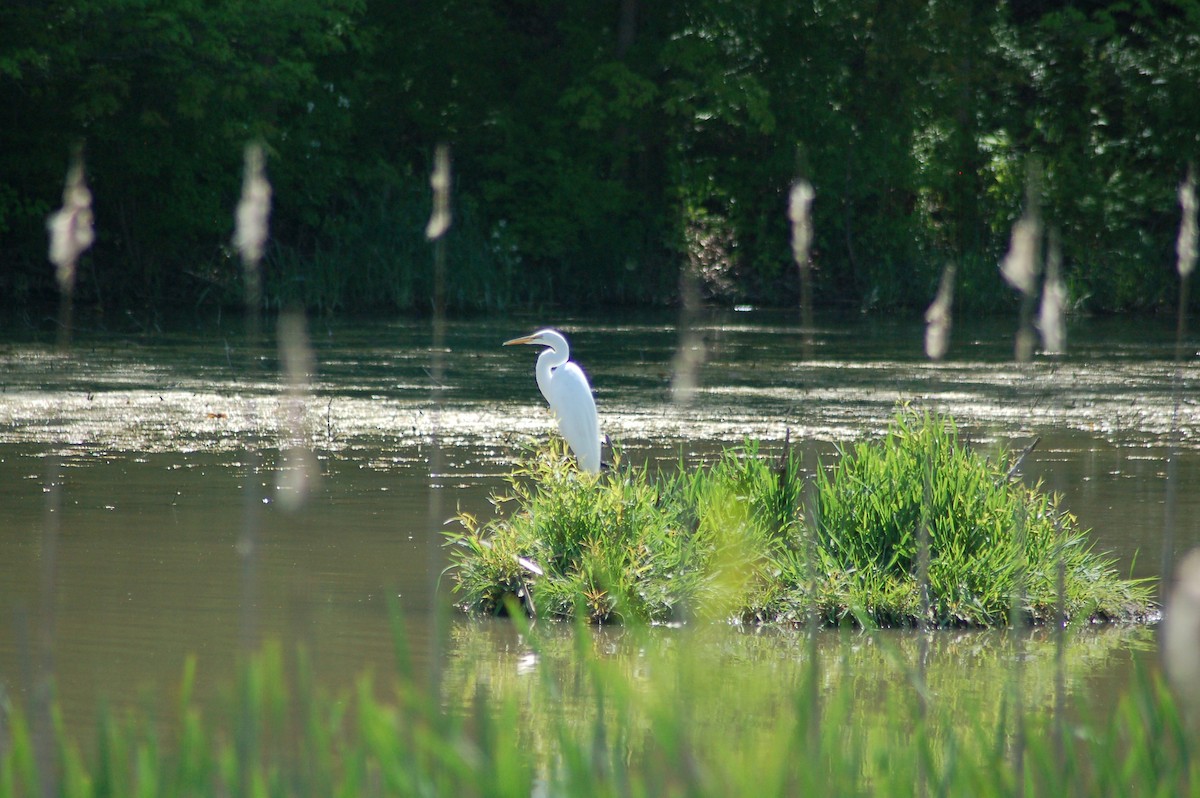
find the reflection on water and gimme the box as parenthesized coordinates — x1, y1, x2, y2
(444, 618, 1154, 736)
(0, 311, 1196, 733)
(437, 618, 1156, 790)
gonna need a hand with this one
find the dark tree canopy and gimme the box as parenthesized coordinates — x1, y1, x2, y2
(2, 0, 1198, 315)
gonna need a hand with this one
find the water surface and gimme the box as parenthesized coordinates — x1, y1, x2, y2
(0, 310, 1195, 731)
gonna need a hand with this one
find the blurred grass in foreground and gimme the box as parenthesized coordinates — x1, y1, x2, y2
(0, 616, 1190, 797)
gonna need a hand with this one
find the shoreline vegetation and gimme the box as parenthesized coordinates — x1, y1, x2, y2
(447, 410, 1155, 628)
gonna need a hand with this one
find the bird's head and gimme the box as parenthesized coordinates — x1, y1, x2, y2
(503, 329, 568, 351)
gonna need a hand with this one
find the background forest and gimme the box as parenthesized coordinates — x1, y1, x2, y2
(1, 0, 1198, 316)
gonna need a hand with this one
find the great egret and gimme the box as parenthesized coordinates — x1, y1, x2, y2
(504, 329, 601, 473)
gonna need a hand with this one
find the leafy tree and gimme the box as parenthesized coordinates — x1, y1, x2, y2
(0, 0, 365, 307)
(2, 0, 1198, 315)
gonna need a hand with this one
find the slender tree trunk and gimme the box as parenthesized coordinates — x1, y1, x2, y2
(611, 0, 639, 179)
(617, 0, 637, 57)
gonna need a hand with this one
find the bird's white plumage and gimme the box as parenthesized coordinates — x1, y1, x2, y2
(504, 329, 601, 473)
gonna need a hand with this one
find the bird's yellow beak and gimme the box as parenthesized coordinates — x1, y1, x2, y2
(503, 334, 538, 346)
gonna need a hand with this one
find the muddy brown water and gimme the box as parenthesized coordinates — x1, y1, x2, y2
(0, 310, 1195, 733)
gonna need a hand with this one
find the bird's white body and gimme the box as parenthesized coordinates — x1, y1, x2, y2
(504, 329, 601, 473)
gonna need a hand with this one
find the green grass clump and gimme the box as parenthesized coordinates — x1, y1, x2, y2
(448, 440, 790, 624)
(446, 410, 1154, 627)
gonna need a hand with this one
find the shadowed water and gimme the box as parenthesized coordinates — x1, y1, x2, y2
(0, 310, 1195, 732)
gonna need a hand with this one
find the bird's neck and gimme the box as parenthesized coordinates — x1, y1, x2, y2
(535, 348, 566, 398)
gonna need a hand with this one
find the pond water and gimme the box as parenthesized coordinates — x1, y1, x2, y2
(0, 309, 1196, 734)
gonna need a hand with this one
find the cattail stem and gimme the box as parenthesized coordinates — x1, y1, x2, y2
(1161, 163, 1196, 612)
(426, 143, 452, 699)
(48, 152, 93, 349)
(789, 180, 815, 342)
(1002, 161, 1043, 363)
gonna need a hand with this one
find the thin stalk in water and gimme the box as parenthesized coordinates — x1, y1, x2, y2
(924, 262, 956, 361)
(47, 149, 93, 350)
(789, 179, 815, 355)
(1001, 166, 1043, 364)
(802, 478, 821, 748)
(33, 152, 94, 797)
(235, 142, 271, 315)
(672, 201, 708, 405)
(425, 143, 451, 697)
(1038, 231, 1066, 356)
(1009, 502, 1028, 797)
(1161, 164, 1196, 607)
(1054, 551, 1066, 763)
(233, 141, 272, 795)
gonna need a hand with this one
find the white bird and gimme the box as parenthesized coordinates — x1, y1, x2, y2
(504, 329, 601, 473)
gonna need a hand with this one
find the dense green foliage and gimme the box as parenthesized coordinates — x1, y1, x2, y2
(2, 1, 1198, 313)
(447, 411, 1152, 626)
(1, 624, 1193, 796)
